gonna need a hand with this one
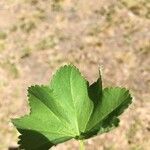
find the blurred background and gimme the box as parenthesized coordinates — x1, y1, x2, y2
(0, 0, 150, 149)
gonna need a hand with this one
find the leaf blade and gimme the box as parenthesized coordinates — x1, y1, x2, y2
(12, 85, 74, 149)
(12, 65, 132, 149)
(86, 87, 132, 135)
(49, 65, 93, 134)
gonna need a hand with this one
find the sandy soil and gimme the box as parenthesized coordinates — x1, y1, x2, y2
(0, 0, 150, 149)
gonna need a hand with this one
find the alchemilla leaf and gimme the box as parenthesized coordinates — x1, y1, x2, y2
(12, 64, 132, 149)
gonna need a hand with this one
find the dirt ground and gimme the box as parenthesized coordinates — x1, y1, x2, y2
(0, 0, 150, 150)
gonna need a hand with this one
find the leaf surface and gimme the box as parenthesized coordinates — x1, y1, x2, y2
(12, 65, 94, 149)
(49, 65, 93, 134)
(12, 85, 74, 149)
(85, 87, 132, 138)
(12, 65, 132, 149)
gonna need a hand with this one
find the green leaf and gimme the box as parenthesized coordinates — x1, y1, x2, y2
(97, 87, 132, 133)
(12, 65, 94, 149)
(12, 85, 74, 149)
(84, 87, 132, 138)
(88, 68, 102, 107)
(49, 65, 93, 134)
(12, 64, 132, 149)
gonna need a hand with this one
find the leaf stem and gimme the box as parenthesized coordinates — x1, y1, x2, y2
(79, 140, 85, 150)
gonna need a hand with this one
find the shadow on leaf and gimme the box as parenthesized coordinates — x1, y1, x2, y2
(17, 129, 54, 150)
